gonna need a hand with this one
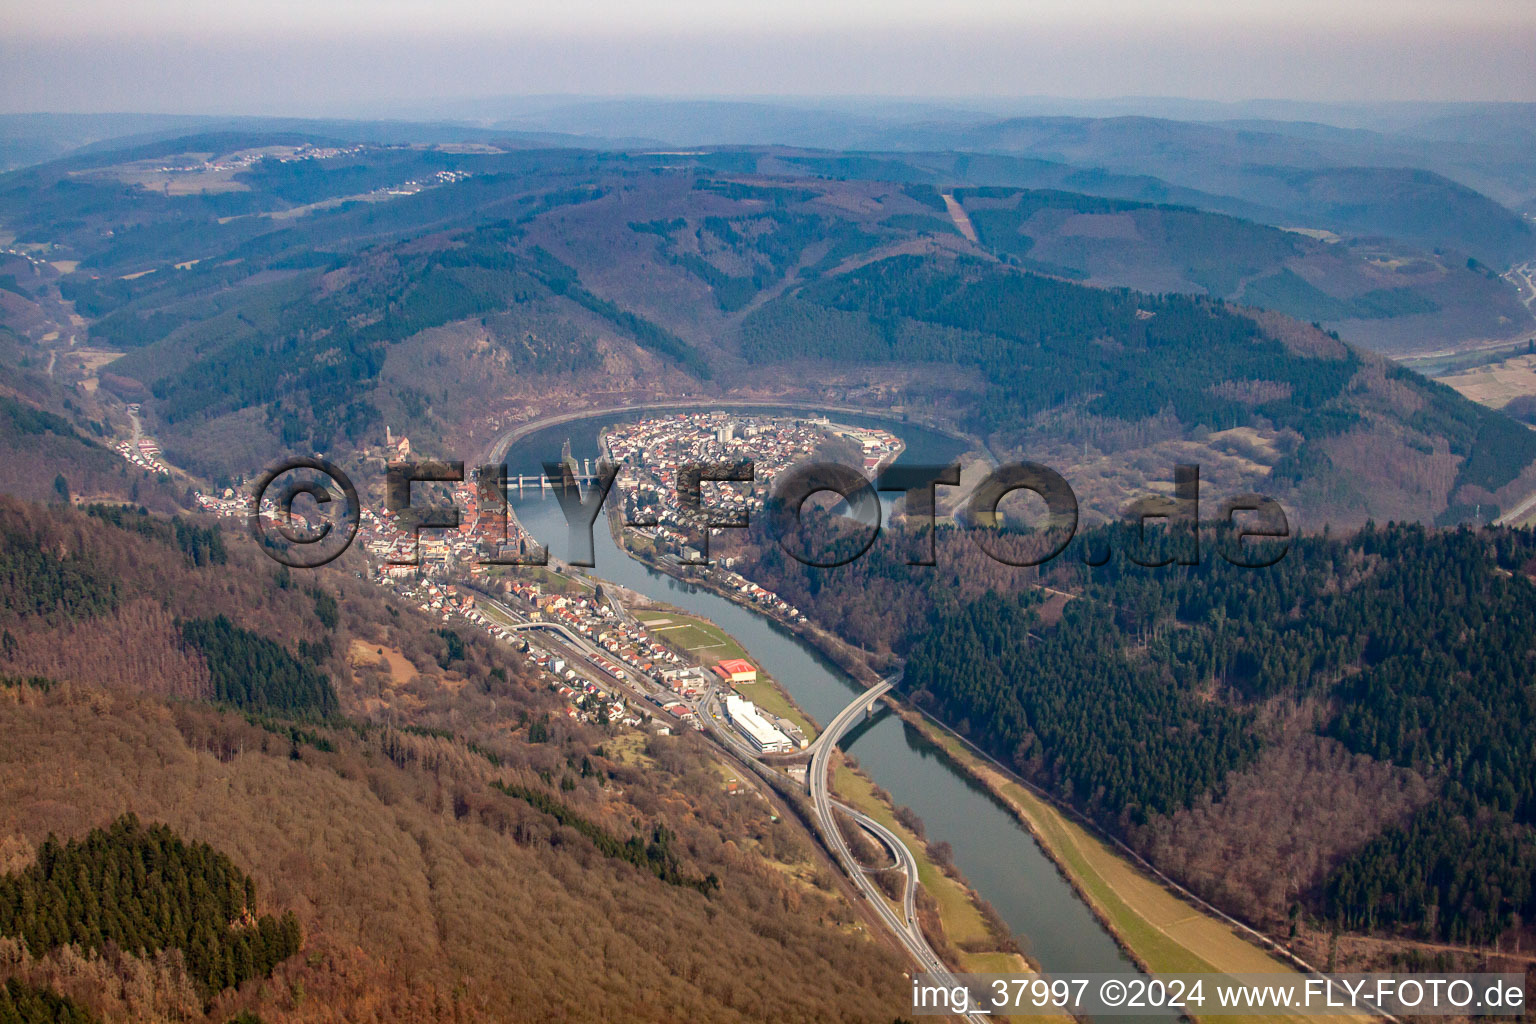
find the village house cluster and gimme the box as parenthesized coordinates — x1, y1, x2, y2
(379, 575, 649, 729)
(192, 487, 246, 517)
(113, 438, 168, 476)
(137, 145, 469, 200)
(380, 169, 472, 196)
(141, 144, 370, 179)
(604, 411, 901, 566)
(185, 419, 837, 749)
(191, 431, 533, 574)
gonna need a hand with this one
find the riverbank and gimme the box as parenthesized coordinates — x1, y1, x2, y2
(608, 527, 1048, 989)
(897, 712, 1391, 1024)
(500, 402, 1319, 969)
(482, 394, 990, 468)
(616, 527, 891, 687)
(913, 709, 1264, 964)
(508, 439, 1306, 1015)
(635, 603, 823, 742)
(832, 759, 1079, 1024)
(609, 523, 1370, 1020)
(832, 756, 1030, 966)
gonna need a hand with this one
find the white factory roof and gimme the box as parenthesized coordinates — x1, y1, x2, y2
(723, 695, 792, 752)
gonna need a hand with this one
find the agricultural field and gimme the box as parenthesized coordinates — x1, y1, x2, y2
(1438, 349, 1536, 410)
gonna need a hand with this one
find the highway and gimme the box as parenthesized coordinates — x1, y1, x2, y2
(472, 593, 675, 730)
(1496, 486, 1536, 526)
(806, 674, 990, 1023)
(834, 800, 919, 935)
(497, 616, 592, 646)
(481, 594, 982, 1019)
(698, 672, 983, 1017)
(799, 676, 893, 759)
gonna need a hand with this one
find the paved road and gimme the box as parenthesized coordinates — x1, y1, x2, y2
(479, 585, 1397, 1021)
(700, 681, 765, 762)
(807, 675, 989, 1022)
(476, 594, 660, 710)
(702, 672, 981, 1015)
(498, 617, 590, 645)
(1504, 259, 1536, 311)
(834, 800, 919, 934)
(489, 602, 978, 1018)
(1496, 486, 1536, 526)
(800, 676, 894, 758)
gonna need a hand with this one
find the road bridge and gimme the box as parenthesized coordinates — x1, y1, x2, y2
(806, 675, 988, 1022)
(800, 676, 895, 760)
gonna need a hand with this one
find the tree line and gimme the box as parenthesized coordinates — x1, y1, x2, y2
(493, 781, 720, 896)
(0, 815, 301, 999)
(0, 521, 119, 625)
(84, 504, 227, 568)
(0, 978, 97, 1024)
(180, 615, 338, 717)
(902, 521, 1536, 943)
(741, 253, 1536, 499)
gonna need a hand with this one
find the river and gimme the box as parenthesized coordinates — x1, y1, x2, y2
(502, 407, 1172, 1020)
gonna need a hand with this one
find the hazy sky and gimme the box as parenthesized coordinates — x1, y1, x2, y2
(3, 0, 1533, 114)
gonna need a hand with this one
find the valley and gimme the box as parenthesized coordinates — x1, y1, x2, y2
(1, 92, 1535, 1023)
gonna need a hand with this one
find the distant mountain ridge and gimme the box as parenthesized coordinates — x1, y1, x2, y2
(0, 133, 1532, 528)
(5, 101, 1533, 258)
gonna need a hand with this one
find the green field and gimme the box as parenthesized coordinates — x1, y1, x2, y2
(648, 612, 748, 661)
(479, 603, 519, 632)
(646, 612, 819, 739)
(653, 622, 731, 654)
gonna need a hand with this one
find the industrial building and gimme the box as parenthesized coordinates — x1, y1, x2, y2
(723, 695, 793, 754)
(713, 658, 758, 683)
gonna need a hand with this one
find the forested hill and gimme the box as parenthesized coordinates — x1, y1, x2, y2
(898, 117, 1536, 267)
(1, 136, 1531, 529)
(0, 324, 183, 511)
(0, 815, 302, 999)
(742, 253, 1536, 525)
(0, 497, 340, 713)
(745, 253, 1360, 437)
(900, 522, 1536, 947)
(944, 185, 1530, 353)
(0, 496, 918, 1022)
